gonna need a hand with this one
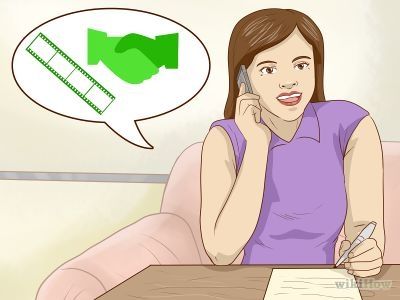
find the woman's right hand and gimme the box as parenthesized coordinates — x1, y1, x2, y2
(235, 82, 272, 145)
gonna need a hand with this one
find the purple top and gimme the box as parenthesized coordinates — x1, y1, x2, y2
(209, 100, 369, 264)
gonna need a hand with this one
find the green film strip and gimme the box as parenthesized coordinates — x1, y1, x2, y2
(26, 32, 115, 115)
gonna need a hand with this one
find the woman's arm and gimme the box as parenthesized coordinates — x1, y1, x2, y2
(200, 126, 269, 265)
(342, 115, 385, 276)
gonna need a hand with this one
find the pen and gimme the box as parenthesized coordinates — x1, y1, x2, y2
(334, 221, 377, 268)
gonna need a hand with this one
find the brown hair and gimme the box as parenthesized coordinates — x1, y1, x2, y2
(224, 8, 326, 119)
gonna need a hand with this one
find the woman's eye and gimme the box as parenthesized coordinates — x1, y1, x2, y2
(260, 66, 277, 75)
(295, 62, 310, 70)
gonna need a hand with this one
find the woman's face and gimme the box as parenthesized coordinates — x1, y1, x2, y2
(247, 26, 315, 121)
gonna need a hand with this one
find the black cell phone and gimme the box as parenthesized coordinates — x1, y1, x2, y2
(237, 65, 253, 94)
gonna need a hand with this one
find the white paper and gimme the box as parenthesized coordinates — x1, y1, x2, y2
(264, 268, 362, 299)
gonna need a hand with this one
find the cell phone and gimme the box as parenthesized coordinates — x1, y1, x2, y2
(237, 64, 253, 94)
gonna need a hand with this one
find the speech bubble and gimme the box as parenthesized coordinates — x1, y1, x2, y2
(12, 8, 210, 149)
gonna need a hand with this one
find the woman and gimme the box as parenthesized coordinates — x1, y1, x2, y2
(200, 8, 385, 277)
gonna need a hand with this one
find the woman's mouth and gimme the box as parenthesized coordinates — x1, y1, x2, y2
(276, 92, 302, 106)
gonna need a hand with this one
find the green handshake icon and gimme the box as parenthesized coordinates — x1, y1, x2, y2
(88, 28, 179, 84)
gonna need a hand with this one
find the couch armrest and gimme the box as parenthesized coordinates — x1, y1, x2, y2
(36, 268, 106, 300)
(36, 213, 201, 300)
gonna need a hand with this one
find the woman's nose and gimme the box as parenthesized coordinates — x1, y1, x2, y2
(279, 81, 298, 89)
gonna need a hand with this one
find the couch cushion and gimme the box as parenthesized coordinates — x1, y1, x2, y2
(382, 142, 400, 263)
(161, 142, 213, 263)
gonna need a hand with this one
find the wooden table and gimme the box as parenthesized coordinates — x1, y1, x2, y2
(97, 264, 400, 299)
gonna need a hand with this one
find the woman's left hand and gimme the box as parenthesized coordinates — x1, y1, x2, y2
(340, 238, 383, 277)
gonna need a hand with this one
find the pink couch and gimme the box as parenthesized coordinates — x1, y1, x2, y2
(36, 141, 400, 300)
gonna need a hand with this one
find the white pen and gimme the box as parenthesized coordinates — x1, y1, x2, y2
(334, 221, 377, 268)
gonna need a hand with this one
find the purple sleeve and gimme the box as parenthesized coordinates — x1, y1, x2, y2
(337, 101, 370, 155)
(209, 119, 240, 172)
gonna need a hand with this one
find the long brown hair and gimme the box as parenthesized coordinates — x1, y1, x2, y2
(224, 8, 326, 119)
